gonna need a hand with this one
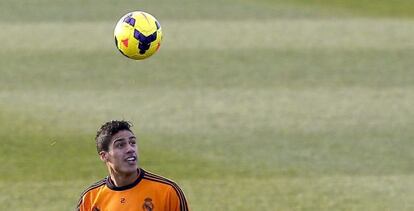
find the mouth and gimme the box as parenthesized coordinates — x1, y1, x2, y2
(125, 156, 137, 165)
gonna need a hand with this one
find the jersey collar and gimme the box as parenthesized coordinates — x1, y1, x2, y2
(106, 168, 144, 191)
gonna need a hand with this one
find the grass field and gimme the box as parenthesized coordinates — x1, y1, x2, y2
(1, 0, 414, 210)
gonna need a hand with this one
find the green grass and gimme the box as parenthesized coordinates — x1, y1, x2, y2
(2, 0, 414, 22)
(285, 0, 414, 18)
(1, 0, 414, 210)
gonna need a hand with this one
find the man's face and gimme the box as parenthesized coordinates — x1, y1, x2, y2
(100, 130, 138, 174)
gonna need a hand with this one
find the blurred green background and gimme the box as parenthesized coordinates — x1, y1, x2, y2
(0, 0, 413, 210)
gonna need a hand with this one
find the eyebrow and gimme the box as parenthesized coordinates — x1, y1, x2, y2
(113, 136, 137, 145)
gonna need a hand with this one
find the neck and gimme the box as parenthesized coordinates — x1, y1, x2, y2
(108, 168, 139, 187)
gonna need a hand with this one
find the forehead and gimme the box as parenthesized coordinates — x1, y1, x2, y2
(111, 130, 135, 143)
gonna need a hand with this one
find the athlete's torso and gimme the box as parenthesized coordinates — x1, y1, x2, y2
(77, 168, 189, 211)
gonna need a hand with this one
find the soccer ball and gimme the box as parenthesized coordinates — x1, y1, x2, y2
(114, 11, 163, 60)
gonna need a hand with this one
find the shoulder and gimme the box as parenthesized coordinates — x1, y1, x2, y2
(142, 169, 189, 211)
(79, 177, 107, 196)
(142, 169, 182, 191)
(76, 178, 107, 208)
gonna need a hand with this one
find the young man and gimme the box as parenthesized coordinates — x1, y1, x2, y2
(76, 120, 189, 211)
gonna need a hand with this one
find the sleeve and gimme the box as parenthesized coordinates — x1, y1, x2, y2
(166, 184, 190, 211)
(76, 193, 91, 211)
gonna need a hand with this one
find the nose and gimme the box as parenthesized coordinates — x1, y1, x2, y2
(126, 143, 136, 153)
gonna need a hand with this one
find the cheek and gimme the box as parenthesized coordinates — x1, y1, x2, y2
(108, 150, 121, 161)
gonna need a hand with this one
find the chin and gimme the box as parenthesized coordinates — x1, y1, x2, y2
(123, 165, 137, 173)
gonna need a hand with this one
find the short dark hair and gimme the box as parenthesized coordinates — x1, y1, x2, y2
(95, 120, 133, 153)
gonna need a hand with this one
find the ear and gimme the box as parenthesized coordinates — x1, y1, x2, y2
(99, 151, 108, 162)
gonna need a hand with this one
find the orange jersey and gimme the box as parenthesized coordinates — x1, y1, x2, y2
(77, 168, 189, 211)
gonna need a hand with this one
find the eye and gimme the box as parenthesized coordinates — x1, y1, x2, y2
(130, 140, 136, 146)
(117, 142, 125, 148)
